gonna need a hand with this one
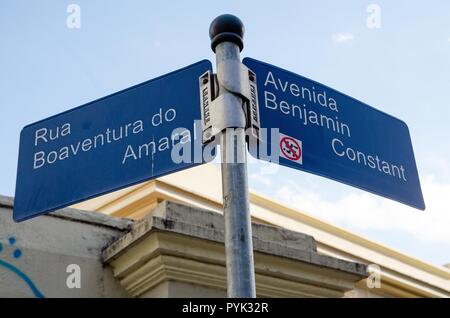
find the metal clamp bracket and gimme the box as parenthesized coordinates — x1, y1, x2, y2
(199, 63, 260, 144)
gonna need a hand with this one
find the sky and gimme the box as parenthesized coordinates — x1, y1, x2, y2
(0, 1, 449, 266)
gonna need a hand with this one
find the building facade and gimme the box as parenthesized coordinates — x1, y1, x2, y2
(1, 163, 449, 297)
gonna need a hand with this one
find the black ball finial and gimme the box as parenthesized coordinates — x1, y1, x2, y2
(209, 14, 245, 52)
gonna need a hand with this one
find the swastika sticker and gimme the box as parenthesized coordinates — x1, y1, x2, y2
(279, 133, 302, 164)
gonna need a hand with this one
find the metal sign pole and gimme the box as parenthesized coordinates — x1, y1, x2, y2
(209, 15, 256, 298)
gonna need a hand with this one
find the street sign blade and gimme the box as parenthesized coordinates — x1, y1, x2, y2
(14, 60, 214, 222)
(243, 57, 425, 210)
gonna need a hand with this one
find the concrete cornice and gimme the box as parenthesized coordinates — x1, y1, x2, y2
(0, 195, 14, 208)
(0, 194, 133, 231)
(67, 163, 450, 296)
(103, 201, 367, 298)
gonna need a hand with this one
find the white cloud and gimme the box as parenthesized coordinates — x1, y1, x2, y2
(424, 156, 450, 180)
(153, 40, 161, 48)
(332, 33, 355, 44)
(273, 173, 450, 245)
(250, 173, 272, 188)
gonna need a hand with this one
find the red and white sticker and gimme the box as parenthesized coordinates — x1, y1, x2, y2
(279, 133, 303, 164)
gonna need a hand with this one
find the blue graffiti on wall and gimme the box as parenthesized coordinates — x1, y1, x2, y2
(0, 236, 45, 298)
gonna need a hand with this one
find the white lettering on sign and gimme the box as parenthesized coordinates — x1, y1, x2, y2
(151, 108, 177, 126)
(264, 91, 351, 138)
(332, 138, 407, 181)
(33, 120, 144, 169)
(262, 70, 408, 182)
(30, 107, 211, 171)
(121, 129, 190, 165)
(35, 123, 71, 146)
(264, 71, 338, 111)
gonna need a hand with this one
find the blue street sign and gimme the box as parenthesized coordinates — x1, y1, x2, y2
(243, 57, 425, 210)
(14, 60, 214, 222)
